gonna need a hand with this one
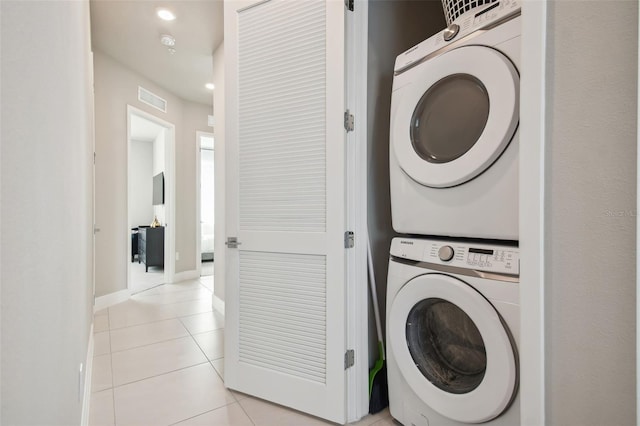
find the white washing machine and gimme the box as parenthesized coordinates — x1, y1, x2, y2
(387, 236, 519, 426)
(390, 1, 521, 240)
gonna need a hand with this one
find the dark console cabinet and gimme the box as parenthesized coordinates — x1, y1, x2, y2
(138, 226, 164, 272)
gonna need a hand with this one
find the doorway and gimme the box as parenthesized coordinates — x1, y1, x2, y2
(197, 131, 215, 291)
(127, 106, 176, 294)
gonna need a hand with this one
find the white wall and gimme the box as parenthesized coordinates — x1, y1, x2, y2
(544, 1, 637, 424)
(130, 140, 154, 226)
(366, 1, 446, 358)
(93, 51, 212, 296)
(1, 0, 94, 423)
(213, 41, 226, 303)
(152, 131, 166, 225)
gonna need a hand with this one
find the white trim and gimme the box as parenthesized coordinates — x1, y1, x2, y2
(345, 0, 369, 422)
(80, 324, 94, 426)
(519, 1, 547, 424)
(212, 293, 225, 316)
(94, 289, 131, 312)
(195, 131, 215, 278)
(126, 105, 177, 291)
(637, 2, 640, 422)
(172, 269, 200, 283)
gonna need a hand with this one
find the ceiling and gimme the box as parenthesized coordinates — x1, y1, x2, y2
(130, 114, 165, 142)
(90, 0, 223, 106)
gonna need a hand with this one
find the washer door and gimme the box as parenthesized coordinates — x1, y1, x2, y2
(392, 46, 519, 188)
(388, 273, 517, 423)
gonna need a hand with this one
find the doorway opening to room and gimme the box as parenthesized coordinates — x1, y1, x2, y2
(127, 106, 176, 294)
(197, 131, 215, 291)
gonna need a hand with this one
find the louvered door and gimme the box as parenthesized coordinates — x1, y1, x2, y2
(224, 0, 347, 423)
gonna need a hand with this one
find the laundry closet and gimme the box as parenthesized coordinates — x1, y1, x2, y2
(368, 1, 522, 425)
(223, 0, 523, 424)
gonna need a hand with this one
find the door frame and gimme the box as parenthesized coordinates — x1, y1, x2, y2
(126, 105, 177, 290)
(195, 130, 215, 277)
(519, 1, 547, 424)
(346, 0, 369, 420)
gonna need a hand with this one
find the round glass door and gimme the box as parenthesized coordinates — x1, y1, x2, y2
(392, 46, 519, 188)
(388, 273, 517, 423)
(406, 298, 487, 394)
(410, 74, 489, 165)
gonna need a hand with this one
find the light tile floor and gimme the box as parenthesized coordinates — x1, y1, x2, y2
(129, 259, 165, 294)
(89, 276, 391, 426)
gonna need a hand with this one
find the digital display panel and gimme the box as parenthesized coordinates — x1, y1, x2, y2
(475, 2, 500, 17)
(469, 248, 494, 255)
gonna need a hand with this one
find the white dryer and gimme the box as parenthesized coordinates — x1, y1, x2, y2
(390, 1, 521, 240)
(387, 237, 519, 426)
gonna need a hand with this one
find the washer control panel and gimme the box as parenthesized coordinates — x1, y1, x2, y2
(390, 237, 519, 275)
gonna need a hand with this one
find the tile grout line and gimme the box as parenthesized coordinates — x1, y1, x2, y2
(100, 282, 216, 425)
(175, 296, 259, 426)
(108, 303, 213, 331)
(235, 396, 258, 426)
(178, 316, 224, 379)
(109, 327, 192, 354)
(112, 361, 212, 390)
(107, 310, 117, 426)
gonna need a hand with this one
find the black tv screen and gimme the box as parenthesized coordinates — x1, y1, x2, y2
(152, 172, 164, 205)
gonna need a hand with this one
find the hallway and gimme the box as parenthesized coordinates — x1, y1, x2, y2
(88, 277, 391, 425)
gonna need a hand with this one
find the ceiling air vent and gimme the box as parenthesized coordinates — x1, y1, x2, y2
(138, 86, 167, 113)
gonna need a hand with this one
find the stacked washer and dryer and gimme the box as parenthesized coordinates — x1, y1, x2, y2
(386, 1, 522, 425)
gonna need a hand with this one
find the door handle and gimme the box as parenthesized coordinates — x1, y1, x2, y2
(225, 237, 241, 249)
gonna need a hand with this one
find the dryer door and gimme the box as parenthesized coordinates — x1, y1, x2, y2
(388, 273, 517, 423)
(392, 46, 519, 188)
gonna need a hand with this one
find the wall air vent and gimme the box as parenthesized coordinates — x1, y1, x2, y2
(138, 86, 167, 113)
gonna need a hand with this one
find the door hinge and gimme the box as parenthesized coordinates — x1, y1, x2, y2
(344, 109, 354, 132)
(225, 237, 241, 249)
(344, 349, 355, 369)
(344, 231, 354, 248)
(345, 0, 354, 12)
(93, 152, 96, 165)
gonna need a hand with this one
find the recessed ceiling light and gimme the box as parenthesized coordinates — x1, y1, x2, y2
(160, 34, 175, 47)
(157, 8, 176, 21)
(205, 83, 215, 90)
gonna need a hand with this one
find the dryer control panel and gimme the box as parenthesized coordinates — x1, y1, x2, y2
(394, 0, 521, 74)
(390, 237, 519, 276)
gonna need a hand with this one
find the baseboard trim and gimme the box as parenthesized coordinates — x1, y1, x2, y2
(212, 294, 225, 316)
(81, 324, 94, 426)
(173, 269, 200, 283)
(94, 289, 130, 312)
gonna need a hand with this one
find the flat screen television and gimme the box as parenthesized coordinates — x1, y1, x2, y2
(152, 172, 164, 205)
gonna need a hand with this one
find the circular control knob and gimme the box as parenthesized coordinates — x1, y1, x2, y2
(438, 245, 455, 262)
(443, 24, 460, 42)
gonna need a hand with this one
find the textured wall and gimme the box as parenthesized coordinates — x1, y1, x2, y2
(1, 0, 94, 423)
(93, 51, 212, 296)
(545, 1, 637, 424)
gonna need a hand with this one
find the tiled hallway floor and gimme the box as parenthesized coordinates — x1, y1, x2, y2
(89, 277, 392, 426)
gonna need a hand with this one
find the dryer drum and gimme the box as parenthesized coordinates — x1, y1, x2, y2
(406, 298, 487, 394)
(410, 74, 490, 165)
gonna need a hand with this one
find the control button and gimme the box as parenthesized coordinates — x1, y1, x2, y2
(438, 245, 455, 262)
(443, 23, 460, 42)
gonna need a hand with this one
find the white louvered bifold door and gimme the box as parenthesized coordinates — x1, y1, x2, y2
(224, 0, 347, 423)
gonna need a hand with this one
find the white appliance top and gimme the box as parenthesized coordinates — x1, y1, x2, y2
(390, 237, 519, 276)
(394, 0, 521, 74)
